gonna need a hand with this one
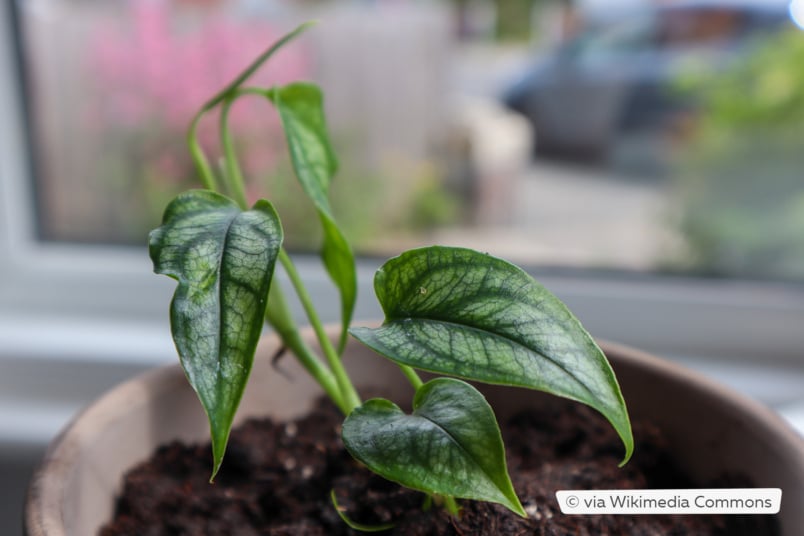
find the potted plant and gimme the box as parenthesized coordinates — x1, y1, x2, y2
(26, 23, 803, 535)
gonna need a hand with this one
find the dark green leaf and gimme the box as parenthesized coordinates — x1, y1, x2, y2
(267, 83, 356, 352)
(319, 213, 356, 353)
(350, 246, 633, 464)
(342, 378, 525, 516)
(149, 190, 283, 478)
(267, 83, 337, 206)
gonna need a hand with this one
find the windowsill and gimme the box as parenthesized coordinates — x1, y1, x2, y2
(1, 303, 802, 447)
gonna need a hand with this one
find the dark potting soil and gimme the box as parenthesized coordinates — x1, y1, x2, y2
(101, 397, 778, 536)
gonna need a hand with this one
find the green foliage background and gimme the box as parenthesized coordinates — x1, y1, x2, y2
(671, 29, 804, 280)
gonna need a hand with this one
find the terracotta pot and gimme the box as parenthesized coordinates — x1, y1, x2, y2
(25, 331, 804, 535)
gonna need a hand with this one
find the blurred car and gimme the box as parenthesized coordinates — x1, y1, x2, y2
(502, 0, 795, 160)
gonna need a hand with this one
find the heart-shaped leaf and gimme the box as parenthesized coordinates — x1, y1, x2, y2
(149, 190, 283, 478)
(266, 83, 356, 352)
(350, 246, 633, 464)
(342, 378, 525, 516)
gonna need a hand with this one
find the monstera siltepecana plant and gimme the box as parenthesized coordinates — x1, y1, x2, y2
(25, 22, 803, 536)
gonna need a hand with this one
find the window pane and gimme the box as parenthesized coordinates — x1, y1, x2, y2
(16, 0, 804, 280)
(21, 0, 313, 244)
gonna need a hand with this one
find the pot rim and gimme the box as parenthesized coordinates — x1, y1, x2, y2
(601, 339, 802, 448)
(24, 336, 804, 535)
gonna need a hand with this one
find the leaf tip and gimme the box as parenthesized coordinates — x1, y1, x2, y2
(209, 460, 221, 484)
(613, 409, 634, 467)
(618, 439, 635, 468)
(299, 19, 320, 31)
(209, 422, 232, 484)
(499, 493, 528, 518)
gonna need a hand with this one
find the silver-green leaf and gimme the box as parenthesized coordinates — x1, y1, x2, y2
(342, 378, 525, 516)
(350, 246, 633, 465)
(266, 82, 357, 353)
(149, 190, 283, 478)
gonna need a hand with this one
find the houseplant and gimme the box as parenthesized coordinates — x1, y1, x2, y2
(26, 23, 803, 534)
(144, 18, 633, 519)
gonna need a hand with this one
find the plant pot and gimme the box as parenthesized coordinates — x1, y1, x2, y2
(25, 329, 804, 535)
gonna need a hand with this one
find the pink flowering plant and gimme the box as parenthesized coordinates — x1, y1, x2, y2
(149, 23, 633, 524)
(86, 2, 309, 232)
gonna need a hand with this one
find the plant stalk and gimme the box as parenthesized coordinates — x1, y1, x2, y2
(398, 364, 424, 390)
(187, 113, 218, 191)
(443, 496, 461, 518)
(219, 97, 249, 208)
(197, 21, 315, 113)
(185, 19, 315, 194)
(265, 283, 347, 413)
(278, 249, 362, 413)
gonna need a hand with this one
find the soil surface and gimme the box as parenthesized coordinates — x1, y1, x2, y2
(102, 397, 777, 535)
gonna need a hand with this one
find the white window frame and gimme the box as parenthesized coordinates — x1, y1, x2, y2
(1, 4, 802, 447)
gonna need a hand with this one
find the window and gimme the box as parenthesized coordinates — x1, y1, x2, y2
(3, 2, 804, 532)
(2, 0, 804, 464)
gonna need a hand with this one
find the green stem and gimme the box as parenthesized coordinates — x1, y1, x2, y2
(330, 490, 396, 532)
(219, 97, 248, 208)
(196, 21, 315, 114)
(443, 496, 461, 518)
(265, 283, 346, 413)
(185, 20, 315, 194)
(278, 249, 361, 413)
(187, 113, 217, 191)
(282, 329, 349, 414)
(429, 493, 460, 517)
(422, 494, 433, 512)
(398, 364, 424, 390)
(234, 87, 267, 99)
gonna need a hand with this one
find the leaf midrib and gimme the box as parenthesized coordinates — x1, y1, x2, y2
(387, 316, 599, 402)
(413, 408, 505, 497)
(278, 95, 331, 216)
(215, 209, 240, 395)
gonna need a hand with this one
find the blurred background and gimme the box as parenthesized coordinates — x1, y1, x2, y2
(2, 0, 804, 532)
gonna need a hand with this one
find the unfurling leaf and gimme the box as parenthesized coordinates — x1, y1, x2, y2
(350, 246, 633, 465)
(149, 190, 283, 478)
(342, 378, 526, 516)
